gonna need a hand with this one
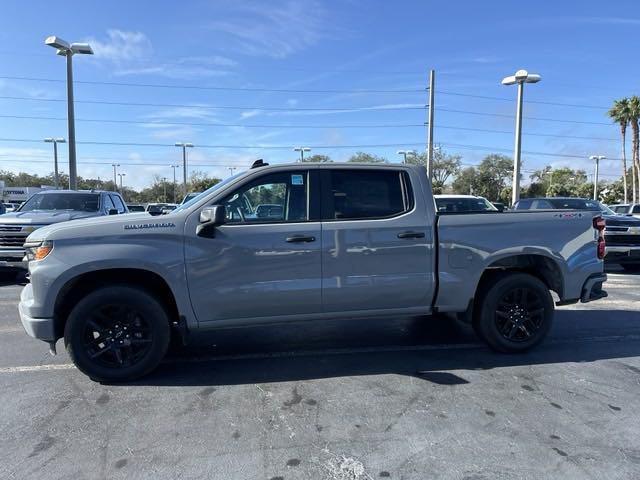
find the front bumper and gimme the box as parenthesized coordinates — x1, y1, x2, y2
(18, 283, 55, 341)
(580, 273, 608, 303)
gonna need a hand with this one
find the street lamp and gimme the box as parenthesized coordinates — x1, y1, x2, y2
(170, 164, 179, 203)
(228, 166, 237, 177)
(44, 36, 93, 190)
(175, 142, 194, 197)
(117, 173, 126, 196)
(111, 164, 120, 190)
(590, 155, 606, 200)
(162, 177, 168, 203)
(501, 69, 541, 205)
(293, 147, 311, 162)
(44, 137, 66, 189)
(396, 150, 416, 164)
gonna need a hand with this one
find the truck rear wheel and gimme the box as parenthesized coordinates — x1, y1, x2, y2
(475, 273, 553, 353)
(64, 286, 170, 382)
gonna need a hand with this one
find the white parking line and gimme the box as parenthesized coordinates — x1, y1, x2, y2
(0, 364, 75, 373)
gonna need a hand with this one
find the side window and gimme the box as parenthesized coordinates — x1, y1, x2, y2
(103, 194, 115, 212)
(633, 205, 640, 214)
(221, 171, 308, 224)
(531, 199, 553, 209)
(110, 194, 126, 213)
(323, 169, 410, 220)
(515, 199, 532, 209)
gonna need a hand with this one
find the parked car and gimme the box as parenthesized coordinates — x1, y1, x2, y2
(127, 204, 146, 213)
(0, 203, 6, 216)
(0, 190, 128, 271)
(514, 197, 640, 271)
(161, 204, 178, 215)
(434, 194, 499, 213)
(611, 203, 640, 218)
(18, 163, 607, 381)
(146, 203, 169, 216)
(181, 192, 202, 204)
(3, 203, 17, 213)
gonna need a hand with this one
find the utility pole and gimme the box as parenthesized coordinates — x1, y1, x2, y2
(111, 164, 119, 191)
(590, 155, 606, 200)
(426, 69, 435, 179)
(175, 142, 193, 198)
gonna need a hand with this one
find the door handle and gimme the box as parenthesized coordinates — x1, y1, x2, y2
(397, 231, 425, 239)
(286, 235, 316, 243)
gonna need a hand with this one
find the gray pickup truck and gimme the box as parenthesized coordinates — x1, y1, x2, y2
(18, 163, 607, 381)
(0, 189, 129, 272)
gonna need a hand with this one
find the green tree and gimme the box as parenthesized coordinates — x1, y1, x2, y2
(406, 147, 461, 194)
(608, 98, 631, 203)
(302, 154, 332, 163)
(189, 170, 221, 193)
(451, 167, 480, 195)
(459, 154, 513, 201)
(348, 151, 387, 163)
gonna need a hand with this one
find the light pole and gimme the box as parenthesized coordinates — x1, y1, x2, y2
(590, 155, 606, 200)
(396, 149, 416, 164)
(162, 177, 168, 203)
(44, 137, 66, 189)
(293, 147, 311, 162)
(543, 169, 554, 193)
(175, 142, 193, 197)
(45, 36, 93, 190)
(228, 166, 237, 177)
(502, 69, 541, 205)
(111, 164, 120, 190)
(117, 173, 126, 196)
(170, 164, 179, 203)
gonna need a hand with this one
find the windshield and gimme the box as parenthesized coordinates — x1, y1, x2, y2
(171, 172, 244, 213)
(435, 196, 498, 213)
(18, 193, 100, 212)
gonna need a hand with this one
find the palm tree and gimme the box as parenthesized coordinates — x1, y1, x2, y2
(608, 98, 631, 203)
(629, 96, 640, 204)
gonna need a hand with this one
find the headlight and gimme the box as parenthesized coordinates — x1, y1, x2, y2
(24, 241, 53, 261)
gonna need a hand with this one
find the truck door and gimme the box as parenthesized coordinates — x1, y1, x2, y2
(320, 168, 435, 313)
(184, 169, 322, 324)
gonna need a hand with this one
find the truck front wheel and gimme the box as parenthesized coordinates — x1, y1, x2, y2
(64, 286, 170, 382)
(475, 273, 554, 353)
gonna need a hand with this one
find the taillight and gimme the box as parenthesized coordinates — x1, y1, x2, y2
(593, 216, 606, 259)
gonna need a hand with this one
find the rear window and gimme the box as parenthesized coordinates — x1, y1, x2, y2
(547, 199, 600, 210)
(322, 170, 411, 220)
(435, 197, 497, 213)
(19, 193, 100, 212)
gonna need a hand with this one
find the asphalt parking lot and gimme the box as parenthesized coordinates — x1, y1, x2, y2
(1, 267, 639, 480)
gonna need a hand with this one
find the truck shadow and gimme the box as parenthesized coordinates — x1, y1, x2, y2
(125, 309, 640, 387)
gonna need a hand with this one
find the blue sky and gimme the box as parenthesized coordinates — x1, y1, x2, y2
(0, 0, 638, 189)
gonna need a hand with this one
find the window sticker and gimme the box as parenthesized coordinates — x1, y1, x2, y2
(291, 174, 304, 185)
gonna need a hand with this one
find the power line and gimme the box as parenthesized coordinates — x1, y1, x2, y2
(438, 107, 612, 126)
(0, 75, 425, 94)
(0, 136, 626, 161)
(437, 90, 609, 110)
(0, 114, 424, 129)
(0, 113, 618, 141)
(0, 95, 426, 112)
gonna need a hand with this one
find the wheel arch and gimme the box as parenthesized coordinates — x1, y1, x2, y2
(53, 268, 180, 340)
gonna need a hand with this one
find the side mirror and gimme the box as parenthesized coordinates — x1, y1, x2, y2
(197, 205, 226, 238)
(108, 208, 118, 215)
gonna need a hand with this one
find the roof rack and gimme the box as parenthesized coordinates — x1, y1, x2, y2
(251, 159, 269, 169)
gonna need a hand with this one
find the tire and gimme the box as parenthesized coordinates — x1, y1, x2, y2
(621, 264, 640, 273)
(475, 273, 554, 353)
(64, 286, 170, 382)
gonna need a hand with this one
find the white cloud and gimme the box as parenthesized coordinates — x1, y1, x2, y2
(88, 29, 153, 62)
(240, 110, 261, 120)
(207, 0, 327, 58)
